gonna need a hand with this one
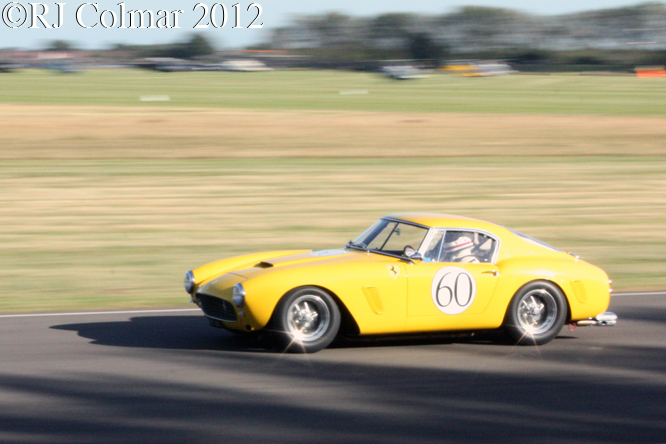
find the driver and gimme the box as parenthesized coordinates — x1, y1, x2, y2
(441, 232, 479, 263)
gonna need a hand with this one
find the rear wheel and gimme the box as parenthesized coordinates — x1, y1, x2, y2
(504, 281, 567, 345)
(271, 287, 341, 353)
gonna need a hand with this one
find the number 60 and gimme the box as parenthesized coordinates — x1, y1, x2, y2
(431, 267, 477, 315)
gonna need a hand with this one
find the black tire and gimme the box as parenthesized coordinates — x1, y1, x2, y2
(504, 281, 567, 346)
(271, 286, 341, 353)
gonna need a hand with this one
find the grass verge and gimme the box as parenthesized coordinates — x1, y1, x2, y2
(1, 157, 664, 312)
(1, 69, 666, 115)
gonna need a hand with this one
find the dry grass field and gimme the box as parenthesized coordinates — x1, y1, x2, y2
(1, 70, 665, 312)
(2, 105, 666, 159)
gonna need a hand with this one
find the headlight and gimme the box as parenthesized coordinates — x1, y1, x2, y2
(183, 270, 195, 294)
(232, 283, 246, 308)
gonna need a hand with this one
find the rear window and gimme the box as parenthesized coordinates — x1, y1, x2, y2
(508, 229, 561, 252)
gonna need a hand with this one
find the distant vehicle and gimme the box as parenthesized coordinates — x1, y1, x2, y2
(213, 60, 272, 72)
(0, 63, 21, 73)
(45, 63, 84, 74)
(443, 61, 516, 77)
(184, 213, 616, 353)
(381, 65, 428, 80)
(137, 58, 271, 72)
(635, 66, 666, 78)
(138, 58, 200, 72)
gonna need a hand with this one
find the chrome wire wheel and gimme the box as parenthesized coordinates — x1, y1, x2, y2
(286, 294, 331, 342)
(272, 287, 341, 353)
(504, 281, 567, 346)
(516, 289, 558, 335)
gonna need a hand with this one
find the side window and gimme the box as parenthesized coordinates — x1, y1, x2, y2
(424, 230, 497, 263)
(424, 231, 444, 262)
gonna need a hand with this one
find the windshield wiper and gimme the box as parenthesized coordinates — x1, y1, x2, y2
(346, 240, 367, 251)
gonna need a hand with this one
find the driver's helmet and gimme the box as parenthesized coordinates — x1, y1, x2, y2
(441, 233, 477, 263)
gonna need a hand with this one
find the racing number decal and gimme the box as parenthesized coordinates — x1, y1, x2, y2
(431, 267, 477, 315)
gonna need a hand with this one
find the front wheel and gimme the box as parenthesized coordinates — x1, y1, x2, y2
(271, 287, 341, 353)
(504, 281, 567, 346)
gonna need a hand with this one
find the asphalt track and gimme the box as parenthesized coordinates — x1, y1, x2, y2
(1, 293, 665, 444)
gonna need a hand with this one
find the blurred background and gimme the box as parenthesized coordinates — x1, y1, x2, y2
(1, 1, 665, 312)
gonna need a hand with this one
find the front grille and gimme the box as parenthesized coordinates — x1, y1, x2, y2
(198, 293, 237, 322)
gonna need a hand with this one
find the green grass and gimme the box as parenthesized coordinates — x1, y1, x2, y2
(2, 69, 666, 115)
(1, 157, 665, 313)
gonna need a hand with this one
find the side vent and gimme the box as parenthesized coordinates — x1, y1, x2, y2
(362, 287, 385, 315)
(571, 280, 588, 303)
(255, 262, 273, 269)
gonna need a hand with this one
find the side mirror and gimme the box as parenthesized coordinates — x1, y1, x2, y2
(402, 246, 422, 262)
(403, 246, 416, 257)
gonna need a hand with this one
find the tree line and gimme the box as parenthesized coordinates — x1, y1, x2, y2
(256, 3, 666, 68)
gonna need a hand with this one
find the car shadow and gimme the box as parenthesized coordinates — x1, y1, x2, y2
(51, 315, 276, 353)
(52, 315, 520, 353)
(331, 329, 578, 350)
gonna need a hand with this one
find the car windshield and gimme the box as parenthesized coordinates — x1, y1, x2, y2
(352, 219, 428, 255)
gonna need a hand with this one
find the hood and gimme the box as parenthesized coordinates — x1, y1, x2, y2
(230, 249, 360, 278)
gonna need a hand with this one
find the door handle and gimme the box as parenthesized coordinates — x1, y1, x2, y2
(482, 270, 500, 277)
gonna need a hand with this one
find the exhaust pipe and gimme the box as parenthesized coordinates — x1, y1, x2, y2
(575, 312, 617, 327)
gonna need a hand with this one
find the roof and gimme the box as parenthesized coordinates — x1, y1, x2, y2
(385, 213, 502, 232)
(385, 212, 572, 261)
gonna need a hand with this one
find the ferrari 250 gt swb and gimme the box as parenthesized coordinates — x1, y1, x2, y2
(184, 213, 616, 353)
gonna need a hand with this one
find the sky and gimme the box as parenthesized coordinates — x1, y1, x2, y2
(1, 0, 660, 50)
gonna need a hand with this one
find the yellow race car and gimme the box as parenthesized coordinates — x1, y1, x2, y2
(184, 213, 616, 353)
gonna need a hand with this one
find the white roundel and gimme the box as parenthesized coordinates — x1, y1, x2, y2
(431, 267, 477, 315)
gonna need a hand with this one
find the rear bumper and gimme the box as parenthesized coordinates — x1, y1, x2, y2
(574, 312, 617, 327)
